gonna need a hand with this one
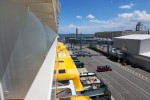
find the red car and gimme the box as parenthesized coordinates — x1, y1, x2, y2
(97, 65, 112, 72)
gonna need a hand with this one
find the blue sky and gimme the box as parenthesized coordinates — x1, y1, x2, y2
(58, 0, 150, 34)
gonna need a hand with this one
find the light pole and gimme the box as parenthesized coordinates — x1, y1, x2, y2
(80, 33, 83, 50)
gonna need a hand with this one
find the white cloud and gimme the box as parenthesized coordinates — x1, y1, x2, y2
(89, 10, 150, 24)
(86, 14, 95, 19)
(118, 10, 150, 21)
(90, 20, 109, 24)
(59, 10, 150, 34)
(69, 24, 75, 27)
(68, 24, 87, 29)
(119, 3, 135, 9)
(118, 13, 133, 19)
(76, 15, 82, 19)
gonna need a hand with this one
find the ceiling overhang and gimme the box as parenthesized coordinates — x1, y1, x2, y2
(12, 0, 60, 32)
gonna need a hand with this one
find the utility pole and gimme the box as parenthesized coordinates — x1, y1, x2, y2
(71, 33, 73, 48)
(72, 33, 74, 48)
(107, 39, 110, 56)
(76, 28, 78, 38)
(80, 33, 82, 50)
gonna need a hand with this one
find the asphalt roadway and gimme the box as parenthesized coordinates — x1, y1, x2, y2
(77, 48, 150, 100)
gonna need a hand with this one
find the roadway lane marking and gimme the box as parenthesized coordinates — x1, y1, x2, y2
(100, 68, 149, 98)
(124, 79, 149, 98)
(87, 63, 94, 67)
(82, 52, 150, 98)
(100, 76, 126, 100)
(78, 59, 116, 100)
(98, 56, 150, 83)
(113, 70, 150, 97)
(112, 71, 149, 97)
(93, 57, 106, 65)
(110, 77, 129, 94)
(94, 54, 150, 97)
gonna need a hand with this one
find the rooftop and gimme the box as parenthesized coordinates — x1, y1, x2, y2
(140, 52, 150, 58)
(115, 34, 150, 40)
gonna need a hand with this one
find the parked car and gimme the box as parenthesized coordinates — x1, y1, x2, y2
(67, 47, 77, 51)
(71, 55, 78, 60)
(97, 65, 112, 72)
(74, 60, 84, 68)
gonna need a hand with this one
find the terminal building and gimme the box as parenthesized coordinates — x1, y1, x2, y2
(95, 22, 149, 39)
(113, 34, 150, 71)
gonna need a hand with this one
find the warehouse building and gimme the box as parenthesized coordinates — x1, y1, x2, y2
(113, 34, 150, 71)
(95, 30, 148, 39)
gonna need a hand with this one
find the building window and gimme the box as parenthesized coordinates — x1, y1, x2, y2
(59, 98, 71, 100)
(59, 69, 66, 74)
(59, 60, 64, 63)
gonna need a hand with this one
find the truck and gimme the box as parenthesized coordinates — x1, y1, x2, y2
(97, 65, 112, 72)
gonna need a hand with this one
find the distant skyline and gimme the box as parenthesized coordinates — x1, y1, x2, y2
(58, 0, 150, 34)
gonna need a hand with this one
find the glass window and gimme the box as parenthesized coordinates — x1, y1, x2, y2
(59, 69, 66, 74)
(59, 60, 64, 63)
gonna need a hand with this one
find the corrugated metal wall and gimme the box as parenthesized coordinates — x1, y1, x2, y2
(0, 0, 57, 99)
